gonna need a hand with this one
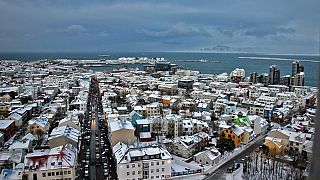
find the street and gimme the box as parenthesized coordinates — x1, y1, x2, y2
(205, 136, 265, 180)
(78, 77, 118, 180)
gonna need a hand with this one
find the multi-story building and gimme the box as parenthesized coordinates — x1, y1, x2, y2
(113, 142, 173, 180)
(23, 144, 77, 180)
(109, 118, 136, 147)
(48, 125, 80, 149)
(269, 65, 280, 85)
(168, 132, 209, 158)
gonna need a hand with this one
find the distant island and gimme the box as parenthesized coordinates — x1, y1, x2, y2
(197, 45, 258, 53)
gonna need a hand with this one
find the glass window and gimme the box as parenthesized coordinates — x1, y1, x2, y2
(156, 162, 159, 165)
(42, 173, 46, 177)
(162, 168, 164, 172)
(156, 169, 159, 172)
(151, 162, 154, 166)
(132, 164, 135, 168)
(127, 172, 130, 175)
(132, 171, 135, 175)
(48, 172, 51, 176)
(127, 165, 129, 168)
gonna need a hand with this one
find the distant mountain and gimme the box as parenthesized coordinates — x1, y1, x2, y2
(198, 45, 258, 53)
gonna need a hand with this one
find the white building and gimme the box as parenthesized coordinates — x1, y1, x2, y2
(250, 115, 268, 135)
(113, 142, 173, 180)
(48, 125, 80, 149)
(23, 144, 77, 180)
(194, 147, 221, 166)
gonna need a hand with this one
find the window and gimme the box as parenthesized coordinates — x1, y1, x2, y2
(151, 169, 154, 173)
(156, 162, 159, 165)
(127, 172, 130, 175)
(138, 163, 141, 167)
(151, 176, 154, 179)
(64, 171, 67, 175)
(162, 168, 165, 172)
(132, 171, 135, 175)
(138, 171, 141, 174)
(68, 171, 71, 174)
(56, 172, 59, 176)
(51, 162, 55, 166)
(42, 173, 46, 177)
(156, 169, 159, 172)
(132, 164, 135, 168)
(162, 161, 164, 165)
(151, 162, 154, 166)
(48, 172, 51, 176)
(58, 162, 62, 165)
(127, 165, 130, 168)
(156, 176, 159, 178)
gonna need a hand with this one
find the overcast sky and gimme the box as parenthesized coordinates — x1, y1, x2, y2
(0, 0, 319, 54)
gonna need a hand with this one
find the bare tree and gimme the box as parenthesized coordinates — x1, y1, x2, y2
(34, 128, 44, 146)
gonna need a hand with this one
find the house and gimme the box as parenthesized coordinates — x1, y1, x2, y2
(0, 102, 11, 117)
(113, 142, 173, 180)
(267, 129, 307, 153)
(69, 97, 87, 111)
(130, 111, 143, 127)
(0, 151, 23, 171)
(10, 107, 28, 123)
(146, 103, 161, 117)
(58, 111, 81, 131)
(0, 120, 16, 141)
(194, 147, 221, 166)
(133, 106, 147, 118)
(263, 137, 286, 156)
(180, 119, 194, 136)
(135, 119, 152, 142)
(242, 127, 255, 144)
(48, 125, 80, 149)
(109, 118, 136, 147)
(23, 144, 77, 180)
(0, 165, 24, 180)
(9, 139, 32, 153)
(168, 132, 209, 158)
(220, 124, 244, 147)
(165, 114, 180, 139)
(27, 117, 50, 134)
(8, 113, 23, 128)
(250, 115, 268, 136)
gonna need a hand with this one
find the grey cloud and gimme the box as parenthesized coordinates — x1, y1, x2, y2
(244, 27, 296, 37)
(46, 25, 87, 33)
(141, 23, 212, 38)
(98, 31, 110, 37)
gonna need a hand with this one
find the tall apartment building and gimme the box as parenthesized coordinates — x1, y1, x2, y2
(269, 65, 280, 85)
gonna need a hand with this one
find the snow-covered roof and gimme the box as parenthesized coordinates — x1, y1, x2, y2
(110, 119, 134, 132)
(232, 125, 244, 136)
(24, 144, 77, 171)
(48, 125, 79, 143)
(136, 119, 150, 125)
(113, 142, 172, 165)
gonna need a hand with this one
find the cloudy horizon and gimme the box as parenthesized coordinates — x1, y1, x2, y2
(0, 0, 319, 54)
